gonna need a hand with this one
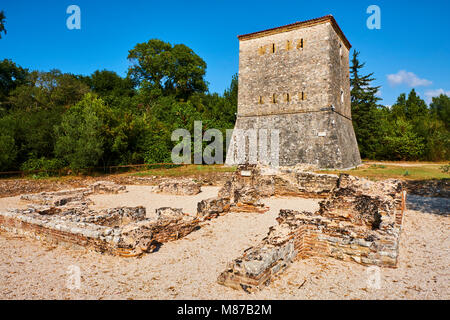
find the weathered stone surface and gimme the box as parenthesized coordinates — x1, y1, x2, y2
(218, 174, 406, 292)
(198, 165, 271, 218)
(20, 182, 126, 209)
(2, 183, 199, 257)
(226, 16, 361, 169)
(197, 164, 339, 218)
(90, 181, 127, 194)
(156, 207, 188, 221)
(155, 179, 202, 195)
(273, 170, 339, 197)
(197, 197, 230, 219)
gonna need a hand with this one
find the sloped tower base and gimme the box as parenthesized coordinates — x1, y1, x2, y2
(226, 111, 361, 169)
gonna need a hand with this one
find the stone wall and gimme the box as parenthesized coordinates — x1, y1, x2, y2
(155, 179, 202, 195)
(226, 16, 361, 169)
(1, 182, 199, 256)
(197, 165, 340, 219)
(218, 175, 406, 292)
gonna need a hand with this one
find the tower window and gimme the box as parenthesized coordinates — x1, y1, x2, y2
(299, 91, 306, 100)
(272, 93, 277, 103)
(259, 96, 264, 104)
(286, 40, 292, 51)
(258, 46, 266, 56)
(297, 38, 304, 49)
(340, 89, 344, 104)
(271, 43, 276, 53)
(285, 93, 290, 102)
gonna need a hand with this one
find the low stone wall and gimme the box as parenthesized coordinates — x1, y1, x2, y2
(155, 179, 202, 195)
(0, 206, 199, 256)
(273, 171, 339, 198)
(1, 182, 199, 256)
(90, 181, 127, 194)
(197, 165, 338, 219)
(218, 175, 406, 292)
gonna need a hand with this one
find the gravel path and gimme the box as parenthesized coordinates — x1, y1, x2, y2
(0, 187, 448, 300)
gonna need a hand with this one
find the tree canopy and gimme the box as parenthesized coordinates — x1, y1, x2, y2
(127, 39, 207, 100)
(0, 40, 448, 174)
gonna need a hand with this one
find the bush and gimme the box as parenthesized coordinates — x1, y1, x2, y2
(20, 156, 65, 177)
(440, 164, 450, 174)
(0, 134, 17, 171)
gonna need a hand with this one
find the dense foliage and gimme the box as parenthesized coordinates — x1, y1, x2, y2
(0, 39, 238, 173)
(0, 39, 448, 173)
(0, 10, 6, 39)
(351, 51, 449, 161)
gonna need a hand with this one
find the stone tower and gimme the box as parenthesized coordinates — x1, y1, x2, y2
(226, 15, 361, 169)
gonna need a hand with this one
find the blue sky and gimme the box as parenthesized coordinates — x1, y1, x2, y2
(0, 0, 449, 106)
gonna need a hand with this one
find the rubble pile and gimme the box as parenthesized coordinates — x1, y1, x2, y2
(197, 164, 340, 219)
(218, 174, 406, 292)
(405, 179, 449, 198)
(197, 165, 270, 219)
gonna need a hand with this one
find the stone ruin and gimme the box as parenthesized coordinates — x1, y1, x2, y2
(0, 164, 406, 291)
(154, 178, 202, 195)
(197, 164, 341, 219)
(0, 181, 199, 257)
(217, 172, 406, 292)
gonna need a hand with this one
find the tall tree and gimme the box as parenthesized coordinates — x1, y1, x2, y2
(430, 94, 450, 129)
(127, 39, 207, 100)
(350, 50, 382, 159)
(80, 70, 135, 98)
(54, 93, 107, 170)
(0, 59, 29, 110)
(0, 10, 6, 39)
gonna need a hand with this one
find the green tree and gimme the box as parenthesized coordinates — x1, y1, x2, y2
(430, 94, 450, 129)
(55, 93, 107, 171)
(0, 59, 29, 110)
(81, 70, 135, 98)
(0, 10, 6, 39)
(127, 39, 207, 100)
(350, 50, 383, 159)
(8, 70, 89, 111)
(383, 118, 425, 160)
(0, 134, 17, 170)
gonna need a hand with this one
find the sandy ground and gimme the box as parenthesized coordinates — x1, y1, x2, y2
(89, 186, 219, 217)
(0, 186, 448, 300)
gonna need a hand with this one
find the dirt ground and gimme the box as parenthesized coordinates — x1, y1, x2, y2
(0, 185, 448, 300)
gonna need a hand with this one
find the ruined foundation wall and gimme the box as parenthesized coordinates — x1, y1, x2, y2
(0, 183, 200, 256)
(218, 175, 406, 292)
(197, 165, 340, 219)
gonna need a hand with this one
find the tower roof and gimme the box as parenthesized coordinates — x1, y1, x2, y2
(237, 15, 351, 49)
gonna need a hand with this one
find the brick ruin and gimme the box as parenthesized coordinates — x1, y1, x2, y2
(0, 166, 406, 292)
(197, 164, 340, 219)
(0, 181, 199, 257)
(217, 171, 406, 292)
(154, 179, 202, 195)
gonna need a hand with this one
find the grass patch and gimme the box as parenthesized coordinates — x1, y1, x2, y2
(319, 163, 449, 181)
(132, 164, 236, 177)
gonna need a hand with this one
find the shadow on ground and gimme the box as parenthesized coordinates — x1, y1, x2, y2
(407, 194, 450, 216)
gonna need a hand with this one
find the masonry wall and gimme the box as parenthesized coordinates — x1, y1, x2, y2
(227, 19, 361, 169)
(238, 23, 331, 116)
(218, 175, 406, 292)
